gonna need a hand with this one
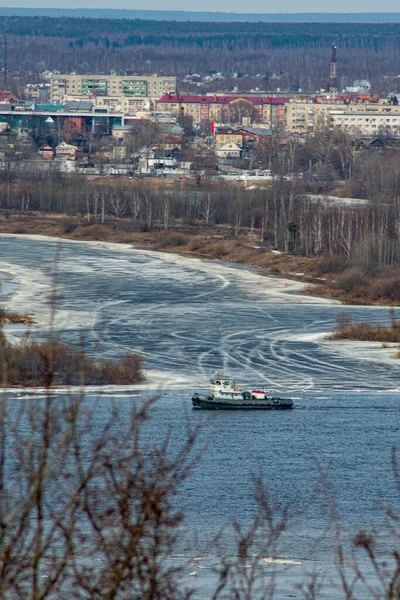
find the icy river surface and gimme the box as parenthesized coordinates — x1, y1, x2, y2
(1, 234, 400, 599)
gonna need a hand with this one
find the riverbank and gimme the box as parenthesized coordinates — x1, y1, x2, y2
(2, 229, 400, 385)
(0, 212, 399, 308)
(0, 212, 320, 279)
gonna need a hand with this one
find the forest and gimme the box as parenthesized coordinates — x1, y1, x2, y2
(3, 16, 400, 93)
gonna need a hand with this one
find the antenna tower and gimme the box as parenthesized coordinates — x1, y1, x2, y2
(329, 43, 337, 95)
(3, 32, 8, 89)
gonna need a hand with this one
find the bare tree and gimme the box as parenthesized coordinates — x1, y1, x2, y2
(199, 192, 216, 226)
(0, 385, 200, 600)
(108, 192, 126, 219)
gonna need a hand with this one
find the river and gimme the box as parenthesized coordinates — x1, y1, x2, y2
(0, 234, 399, 599)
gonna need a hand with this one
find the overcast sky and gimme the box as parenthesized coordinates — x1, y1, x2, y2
(0, 0, 399, 12)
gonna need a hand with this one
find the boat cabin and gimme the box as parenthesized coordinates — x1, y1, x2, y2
(210, 373, 238, 391)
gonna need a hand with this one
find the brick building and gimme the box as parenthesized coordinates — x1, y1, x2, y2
(156, 94, 288, 128)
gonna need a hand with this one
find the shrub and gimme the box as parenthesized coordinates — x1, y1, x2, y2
(100, 354, 143, 385)
(316, 254, 350, 275)
(155, 232, 189, 248)
(207, 243, 229, 259)
(75, 224, 111, 240)
(60, 218, 78, 234)
(186, 236, 203, 252)
(336, 268, 369, 294)
(369, 277, 400, 302)
(0, 335, 144, 387)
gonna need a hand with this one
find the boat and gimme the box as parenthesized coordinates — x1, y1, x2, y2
(192, 373, 293, 410)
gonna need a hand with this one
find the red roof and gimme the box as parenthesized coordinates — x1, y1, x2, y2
(0, 91, 17, 102)
(157, 93, 289, 106)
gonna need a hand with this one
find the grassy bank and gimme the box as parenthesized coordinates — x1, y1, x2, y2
(328, 311, 400, 345)
(1, 212, 400, 307)
(0, 211, 323, 280)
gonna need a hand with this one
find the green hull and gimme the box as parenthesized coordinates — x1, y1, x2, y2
(192, 395, 293, 410)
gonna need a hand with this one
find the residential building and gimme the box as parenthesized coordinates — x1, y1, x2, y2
(50, 73, 176, 107)
(215, 141, 242, 159)
(55, 141, 78, 160)
(214, 127, 244, 148)
(38, 144, 55, 160)
(24, 84, 49, 103)
(95, 95, 151, 115)
(111, 125, 132, 142)
(236, 125, 275, 144)
(286, 98, 400, 134)
(330, 108, 400, 136)
(286, 100, 350, 132)
(0, 91, 19, 105)
(156, 94, 289, 127)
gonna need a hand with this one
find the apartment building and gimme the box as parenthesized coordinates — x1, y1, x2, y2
(214, 127, 244, 148)
(286, 101, 349, 132)
(50, 73, 176, 106)
(286, 99, 400, 135)
(330, 106, 400, 136)
(94, 96, 151, 115)
(156, 94, 288, 127)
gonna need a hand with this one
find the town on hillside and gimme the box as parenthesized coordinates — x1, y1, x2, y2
(0, 66, 399, 180)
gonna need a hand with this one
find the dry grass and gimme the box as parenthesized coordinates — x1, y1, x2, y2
(328, 311, 400, 344)
(154, 231, 189, 248)
(204, 242, 230, 259)
(0, 308, 35, 324)
(329, 323, 400, 343)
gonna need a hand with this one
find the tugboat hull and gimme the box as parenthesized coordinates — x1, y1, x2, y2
(192, 394, 293, 410)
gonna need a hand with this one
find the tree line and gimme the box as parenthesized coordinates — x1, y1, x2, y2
(3, 16, 400, 94)
(1, 161, 400, 272)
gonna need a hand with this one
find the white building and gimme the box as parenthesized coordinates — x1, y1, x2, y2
(50, 73, 176, 111)
(215, 141, 242, 159)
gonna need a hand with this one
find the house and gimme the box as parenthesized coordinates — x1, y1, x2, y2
(215, 141, 242, 159)
(75, 150, 89, 164)
(55, 141, 78, 160)
(369, 137, 385, 150)
(111, 125, 132, 142)
(214, 127, 243, 148)
(159, 134, 183, 153)
(236, 125, 274, 144)
(135, 146, 157, 160)
(0, 91, 18, 105)
(38, 144, 55, 160)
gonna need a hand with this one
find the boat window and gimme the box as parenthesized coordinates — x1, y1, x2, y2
(216, 381, 221, 385)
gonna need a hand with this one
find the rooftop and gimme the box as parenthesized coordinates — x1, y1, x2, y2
(157, 93, 289, 106)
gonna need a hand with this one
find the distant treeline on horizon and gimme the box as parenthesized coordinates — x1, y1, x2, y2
(0, 7, 400, 22)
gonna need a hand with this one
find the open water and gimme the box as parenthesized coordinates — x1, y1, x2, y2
(0, 234, 400, 599)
